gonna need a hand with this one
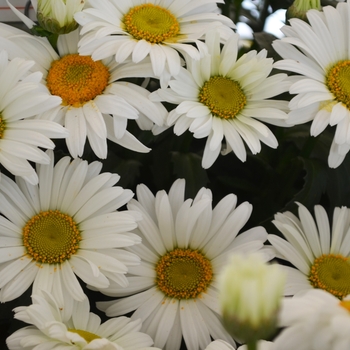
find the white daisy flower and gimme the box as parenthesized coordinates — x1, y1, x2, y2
(268, 202, 350, 298)
(206, 340, 236, 350)
(238, 341, 274, 350)
(274, 289, 350, 350)
(74, 0, 235, 81)
(0, 23, 167, 159)
(96, 179, 271, 350)
(273, 1, 350, 168)
(0, 50, 66, 185)
(6, 292, 158, 350)
(205, 339, 274, 350)
(150, 30, 291, 168)
(0, 150, 142, 306)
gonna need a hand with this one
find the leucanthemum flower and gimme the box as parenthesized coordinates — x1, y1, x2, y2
(268, 202, 350, 298)
(205, 340, 236, 350)
(0, 23, 167, 159)
(0, 150, 142, 306)
(74, 0, 235, 81)
(204, 340, 274, 350)
(273, 1, 350, 168)
(238, 341, 274, 350)
(0, 50, 66, 185)
(150, 30, 291, 168)
(96, 179, 272, 350)
(274, 289, 350, 350)
(6, 292, 158, 350)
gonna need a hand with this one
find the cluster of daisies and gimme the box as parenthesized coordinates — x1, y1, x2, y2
(1, 0, 350, 349)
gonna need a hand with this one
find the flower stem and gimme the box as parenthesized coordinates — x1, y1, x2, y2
(48, 33, 59, 52)
(247, 341, 257, 350)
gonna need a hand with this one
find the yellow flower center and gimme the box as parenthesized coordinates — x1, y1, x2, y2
(23, 210, 81, 264)
(198, 76, 247, 119)
(326, 60, 350, 110)
(309, 254, 350, 298)
(123, 4, 180, 44)
(46, 54, 110, 107)
(0, 115, 5, 139)
(68, 329, 101, 342)
(155, 248, 213, 299)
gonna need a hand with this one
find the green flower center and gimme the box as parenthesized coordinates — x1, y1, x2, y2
(198, 76, 247, 119)
(155, 248, 213, 299)
(326, 60, 350, 110)
(68, 329, 101, 342)
(0, 115, 5, 139)
(309, 254, 350, 298)
(123, 4, 180, 44)
(23, 210, 81, 264)
(46, 54, 110, 107)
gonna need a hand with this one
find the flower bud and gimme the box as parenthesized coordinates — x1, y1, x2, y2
(37, 0, 85, 34)
(286, 0, 321, 22)
(219, 253, 285, 344)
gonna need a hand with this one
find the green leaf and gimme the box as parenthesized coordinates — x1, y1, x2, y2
(283, 157, 328, 213)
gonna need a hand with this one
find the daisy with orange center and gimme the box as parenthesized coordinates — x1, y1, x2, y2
(0, 24, 167, 159)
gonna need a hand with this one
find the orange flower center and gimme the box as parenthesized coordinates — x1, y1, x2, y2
(46, 54, 109, 107)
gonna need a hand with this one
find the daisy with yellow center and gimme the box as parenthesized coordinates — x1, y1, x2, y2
(0, 50, 67, 185)
(150, 30, 291, 168)
(96, 179, 271, 350)
(6, 292, 158, 350)
(74, 0, 235, 81)
(268, 203, 350, 298)
(273, 1, 350, 168)
(0, 24, 167, 159)
(275, 289, 350, 350)
(0, 150, 142, 306)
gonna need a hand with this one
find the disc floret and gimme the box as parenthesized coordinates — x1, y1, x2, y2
(199, 76, 247, 119)
(309, 254, 350, 298)
(156, 248, 213, 299)
(23, 210, 81, 264)
(123, 4, 180, 44)
(326, 60, 350, 110)
(46, 54, 109, 107)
